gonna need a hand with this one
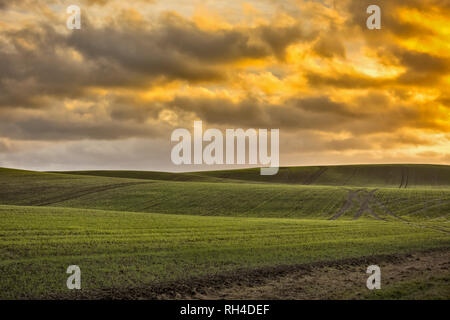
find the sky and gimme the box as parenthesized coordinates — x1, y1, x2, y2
(0, 0, 449, 171)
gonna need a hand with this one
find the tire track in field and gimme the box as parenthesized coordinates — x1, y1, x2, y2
(367, 205, 386, 221)
(329, 189, 362, 220)
(373, 197, 413, 223)
(353, 189, 378, 220)
(404, 199, 450, 217)
(387, 197, 448, 216)
(404, 167, 409, 188)
(30, 182, 151, 206)
(399, 166, 409, 188)
(331, 188, 447, 226)
(285, 167, 293, 183)
(398, 167, 404, 188)
(373, 197, 450, 234)
(303, 167, 327, 185)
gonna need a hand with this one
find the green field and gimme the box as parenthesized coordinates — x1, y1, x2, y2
(58, 164, 450, 188)
(0, 164, 449, 299)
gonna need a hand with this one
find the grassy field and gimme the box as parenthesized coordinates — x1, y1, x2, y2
(58, 164, 450, 188)
(1, 205, 448, 299)
(0, 164, 449, 299)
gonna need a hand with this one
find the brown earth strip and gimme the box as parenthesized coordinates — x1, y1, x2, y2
(40, 248, 450, 300)
(190, 249, 450, 300)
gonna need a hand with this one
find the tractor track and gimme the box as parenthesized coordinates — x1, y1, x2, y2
(373, 197, 449, 234)
(386, 197, 449, 215)
(303, 167, 327, 185)
(353, 189, 378, 220)
(367, 206, 386, 221)
(330, 189, 448, 232)
(399, 166, 409, 188)
(404, 199, 450, 216)
(329, 189, 362, 220)
(29, 182, 151, 206)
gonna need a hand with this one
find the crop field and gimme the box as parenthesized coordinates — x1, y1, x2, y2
(0, 164, 449, 299)
(60, 164, 450, 187)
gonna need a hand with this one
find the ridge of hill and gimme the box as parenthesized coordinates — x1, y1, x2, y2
(51, 164, 450, 188)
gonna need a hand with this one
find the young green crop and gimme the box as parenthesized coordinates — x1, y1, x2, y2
(1, 205, 449, 299)
(0, 166, 449, 299)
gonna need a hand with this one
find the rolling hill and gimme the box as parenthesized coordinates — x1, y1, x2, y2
(1, 165, 449, 221)
(0, 164, 449, 299)
(56, 164, 450, 188)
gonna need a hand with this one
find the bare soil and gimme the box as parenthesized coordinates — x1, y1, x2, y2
(47, 248, 450, 300)
(185, 249, 449, 300)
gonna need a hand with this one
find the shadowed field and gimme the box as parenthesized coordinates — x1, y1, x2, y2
(57, 164, 450, 188)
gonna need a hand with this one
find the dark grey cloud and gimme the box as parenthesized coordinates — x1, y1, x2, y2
(0, 104, 172, 141)
(0, 11, 312, 110)
(305, 71, 387, 89)
(0, 90, 430, 143)
(393, 49, 450, 85)
(258, 24, 310, 60)
(312, 33, 346, 59)
(104, 92, 441, 136)
(0, 0, 155, 9)
(65, 12, 310, 71)
(0, 24, 153, 108)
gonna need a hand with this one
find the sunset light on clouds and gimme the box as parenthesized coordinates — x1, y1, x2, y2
(0, 0, 449, 171)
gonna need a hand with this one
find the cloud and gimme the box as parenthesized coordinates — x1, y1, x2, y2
(0, 138, 13, 153)
(312, 33, 346, 59)
(104, 91, 446, 136)
(0, 0, 449, 170)
(344, 0, 447, 38)
(0, 10, 313, 110)
(0, 104, 173, 141)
